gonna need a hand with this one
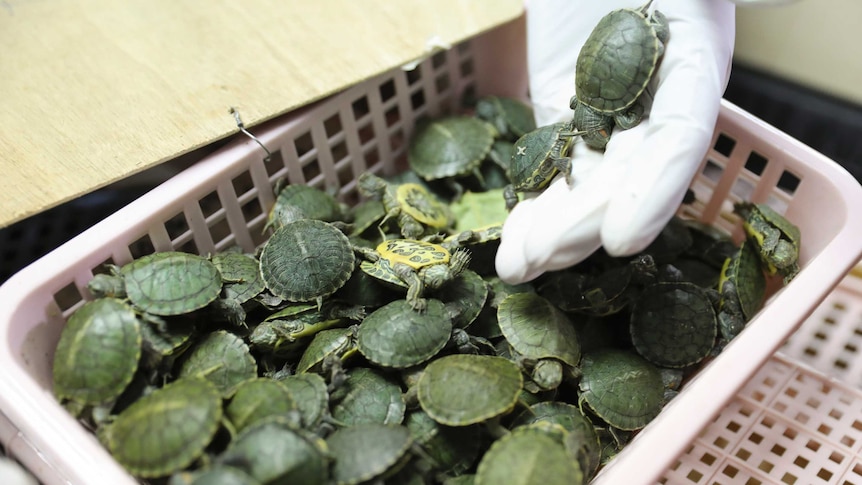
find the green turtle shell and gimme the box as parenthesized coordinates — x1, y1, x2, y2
(120, 251, 222, 316)
(260, 219, 355, 302)
(575, 6, 665, 114)
(408, 116, 495, 180)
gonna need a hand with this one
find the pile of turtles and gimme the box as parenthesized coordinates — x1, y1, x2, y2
(51, 151, 801, 485)
(50, 4, 804, 484)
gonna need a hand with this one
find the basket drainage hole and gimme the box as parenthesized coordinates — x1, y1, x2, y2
(686, 469, 703, 482)
(780, 472, 798, 484)
(744, 151, 768, 176)
(699, 452, 716, 466)
(713, 133, 736, 157)
(53, 281, 85, 312)
(777, 170, 801, 196)
(793, 456, 809, 469)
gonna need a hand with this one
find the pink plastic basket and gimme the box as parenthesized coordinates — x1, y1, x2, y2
(2, 18, 862, 485)
(663, 269, 862, 485)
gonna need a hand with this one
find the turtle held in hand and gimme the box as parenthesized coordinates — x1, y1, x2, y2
(570, 0, 669, 149)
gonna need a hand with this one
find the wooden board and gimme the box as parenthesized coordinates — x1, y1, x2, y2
(0, 0, 523, 229)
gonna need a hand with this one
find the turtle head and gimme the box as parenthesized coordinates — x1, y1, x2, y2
(357, 172, 387, 198)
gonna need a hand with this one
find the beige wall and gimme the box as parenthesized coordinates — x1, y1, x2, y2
(734, 0, 862, 105)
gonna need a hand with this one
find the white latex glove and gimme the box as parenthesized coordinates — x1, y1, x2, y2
(495, 0, 736, 284)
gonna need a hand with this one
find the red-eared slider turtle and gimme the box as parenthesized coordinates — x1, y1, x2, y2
(734, 201, 801, 283)
(265, 182, 347, 232)
(358, 239, 471, 312)
(274, 373, 329, 429)
(357, 299, 453, 369)
(538, 254, 657, 317)
(103, 377, 223, 478)
(209, 251, 267, 326)
(91, 252, 223, 317)
(249, 302, 362, 357)
(218, 417, 329, 485)
(475, 424, 584, 485)
(296, 326, 359, 375)
(417, 354, 523, 426)
(577, 349, 666, 432)
(503, 121, 582, 210)
(432, 268, 489, 329)
(177, 330, 257, 397)
(348, 198, 387, 239)
(259, 219, 357, 307)
(357, 172, 453, 239)
(225, 378, 299, 433)
(405, 410, 482, 478)
(53, 297, 142, 417)
(571, 0, 669, 149)
(474, 96, 537, 141)
(326, 423, 413, 485)
(211, 252, 265, 305)
(408, 116, 496, 185)
(509, 401, 601, 478)
(329, 367, 406, 426)
(716, 239, 767, 341)
(629, 281, 719, 368)
(497, 292, 581, 391)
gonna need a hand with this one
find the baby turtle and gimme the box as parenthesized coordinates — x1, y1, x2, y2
(503, 121, 581, 210)
(474, 96, 537, 141)
(475, 424, 584, 485)
(265, 182, 347, 232)
(358, 239, 471, 312)
(417, 354, 523, 426)
(326, 423, 413, 485)
(329, 367, 406, 426)
(432, 268, 490, 329)
(497, 292, 581, 391)
(629, 282, 718, 368)
(225, 378, 299, 433)
(509, 401, 601, 478)
(91, 251, 223, 317)
(259, 219, 356, 307)
(357, 299, 453, 369)
(53, 298, 142, 417)
(716, 239, 766, 341)
(211, 252, 265, 305)
(578, 349, 666, 432)
(408, 116, 496, 189)
(734, 201, 801, 283)
(296, 326, 359, 375)
(218, 417, 329, 485)
(357, 171, 452, 239)
(275, 373, 329, 429)
(571, 0, 669, 149)
(103, 377, 223, 478)
(405, 410, 482, 478)
(176, 330, 257, 397)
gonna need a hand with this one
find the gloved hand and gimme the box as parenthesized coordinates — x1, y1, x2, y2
(495, 0, 736, 284)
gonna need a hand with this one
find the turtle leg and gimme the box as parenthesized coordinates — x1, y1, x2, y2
(449, 248, 472, 277)
(503, 184, 520, 211)
(552, 156, 574, 187)
(393, 263, 427, 312)
(651, 10, 670, 46)
(377, 207, 401, 241)
(573, 102, 613, 151)
(397, 213, 424, 239)
(614, 102, 644, 130)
